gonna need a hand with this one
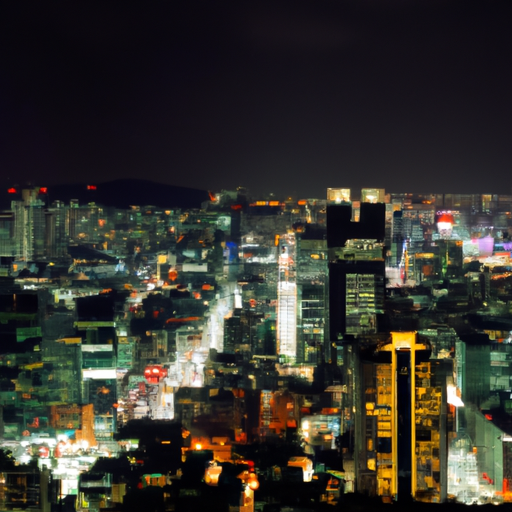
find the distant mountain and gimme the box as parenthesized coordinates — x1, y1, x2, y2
(49, 179, 209, 209)
(1, 180, 209, 210)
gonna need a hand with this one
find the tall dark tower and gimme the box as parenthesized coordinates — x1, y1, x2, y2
(326, 188, 387, 497)
(327, 190, 386, 341)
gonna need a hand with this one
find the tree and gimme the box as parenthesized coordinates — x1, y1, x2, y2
(0, 448, 16, 470)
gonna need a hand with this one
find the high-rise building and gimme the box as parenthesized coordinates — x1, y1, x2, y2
(0, 211, 16, 259)
(327, 190, 386, 341)
(276, 233, 297, 361)
(11, 188, 46, 261)
(45, 201, 68, 259)
(359, 332, 453, 502)
(296, 234, 328, 364)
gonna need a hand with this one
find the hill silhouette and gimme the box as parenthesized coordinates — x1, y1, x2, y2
(9, 179, 210, 210)
(50, 179, 209, 209)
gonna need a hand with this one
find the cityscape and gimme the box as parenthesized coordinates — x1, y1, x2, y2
(1, 182, 512, 510)
(3, 2, 512, 511)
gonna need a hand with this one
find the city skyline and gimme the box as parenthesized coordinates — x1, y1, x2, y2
(2, 1, 512, 198)
(2, 184, 512, 507)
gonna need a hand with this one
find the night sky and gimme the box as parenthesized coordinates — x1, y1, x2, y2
(1, 1, 512, 199)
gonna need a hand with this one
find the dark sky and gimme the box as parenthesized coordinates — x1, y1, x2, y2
(1, 1, 511, 198)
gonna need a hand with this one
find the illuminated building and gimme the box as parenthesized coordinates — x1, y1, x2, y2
(386, 194, 437, 274)
(175, 327, 208, 387)
(11, 188, 46, 261)
(223, 310, 242, 354)
(325, 189, 388, 491)
(361, 188, 386, 204)
(299, 283, 326, 363)
(78, 472, 113, 511)
(436, 239, 464, 279)
(300, 414, 341, 452)
(75, 295, 118, 441)
(0, 211, 15, 259)
(116, 335, 135, 369)
(437, 212, 455, 239)
(296, 235, 328, 364)
(44, 200, 68, 259)
(327, 191, 386, 340)
(68, 200, 102, 245)
(259, 389, 295, 440)
(390, 207, 404, 268)
(359, 332, 453, 502)
(276, 233, 297, 361)
(0, 468, 50, 510)
(327, 188, 351, 204)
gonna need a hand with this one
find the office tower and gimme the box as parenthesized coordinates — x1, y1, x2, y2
(390, 209, 404, 268)
(45, 201, 69, 259)
(12, 188, 46, 261)
(298, 283, 326, 363)
(68, 200, 101, 244)
(327, 189, 386, 340)
(361, 188, 386, 204)
(276, 233, 297, 361)
(76, 294, 118, 441)
(360, 332, 452, 502)
(296, 232, 328, 364)
(223, 310, 241, 354)
(0, 211, 15, 259)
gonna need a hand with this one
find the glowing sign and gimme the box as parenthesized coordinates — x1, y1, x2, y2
(82, 369, 116, 379)
(144, 365, 167, 384)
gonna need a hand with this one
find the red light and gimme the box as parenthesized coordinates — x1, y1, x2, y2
(38, 446, 50, 458)
(7, 187, 17, 194)
(144, 364, 167, 383)
(39, 187, 48, 194)
(437, 213, 454, 225)
(87, 185, 97, 190)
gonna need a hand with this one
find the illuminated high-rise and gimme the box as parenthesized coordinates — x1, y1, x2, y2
(276, 233, 297, 361)
(359, 332, 453, 502)
(327, 189, 386, 340)
(12, 188, 46, 261)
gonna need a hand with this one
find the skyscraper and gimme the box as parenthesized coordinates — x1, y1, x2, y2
(327, 189, 386, 340)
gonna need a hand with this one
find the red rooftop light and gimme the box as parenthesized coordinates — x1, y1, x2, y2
(144, 365, 167, 383)
(437, 213, 454, 225)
